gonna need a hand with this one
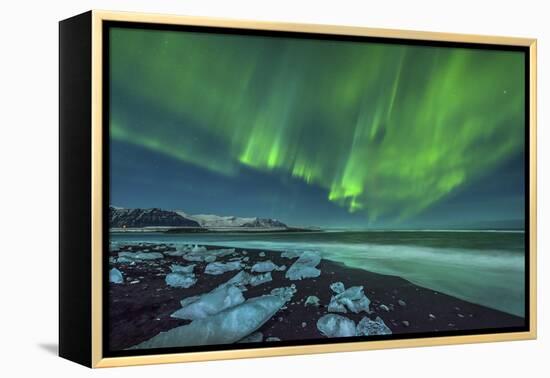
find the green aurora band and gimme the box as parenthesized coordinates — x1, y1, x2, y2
(110, 27, 525, 221)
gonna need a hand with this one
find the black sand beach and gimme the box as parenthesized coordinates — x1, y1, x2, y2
(108, 242, 524, 351)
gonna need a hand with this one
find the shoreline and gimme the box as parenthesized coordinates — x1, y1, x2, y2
(108, 242, 524, 351)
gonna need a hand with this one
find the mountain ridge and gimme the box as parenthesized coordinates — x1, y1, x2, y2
(110, 206, 288, 229)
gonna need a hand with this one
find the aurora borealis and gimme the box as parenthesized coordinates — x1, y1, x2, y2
(109, 26, 526, 228)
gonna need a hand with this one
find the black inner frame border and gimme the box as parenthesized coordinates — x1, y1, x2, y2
(101, 20, 531, 358)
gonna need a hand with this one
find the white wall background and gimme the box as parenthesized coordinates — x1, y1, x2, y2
(0, 0, 547, 376)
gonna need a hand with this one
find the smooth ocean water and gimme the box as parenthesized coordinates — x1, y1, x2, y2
(110, 230, 526, 317)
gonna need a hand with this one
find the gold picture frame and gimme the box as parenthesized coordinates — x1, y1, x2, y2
(59, 9, 537, 368)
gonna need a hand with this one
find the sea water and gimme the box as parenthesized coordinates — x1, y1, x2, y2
(110, 230, 526, 317)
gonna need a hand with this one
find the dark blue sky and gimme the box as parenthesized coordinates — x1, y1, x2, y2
(110, 140, 525, 229)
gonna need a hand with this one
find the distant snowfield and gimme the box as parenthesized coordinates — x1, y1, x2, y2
(176, 211, 287, 229)
(177, 212, 256, 227)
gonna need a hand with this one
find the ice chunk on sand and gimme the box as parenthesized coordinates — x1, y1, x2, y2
(182, 247, 235, 263)
(226, 271, 252, 289)
(109, 268, 123, 284)
(134, 252, 164, 260)
(238, 331, 263, 343)
(330, 282, 345, 294)
(115, 256, 134, 264)
(281, 251, 301, 259)
(118, 251, 164, 261)
(209, 248, 236, 257)
(129, 286, 296, 349)
(304, 295, 320, 307)
(270, 285, 297, 301)
(180, 245, 210, 262)
(180, 295, 200, 307)
(165, 272, 197, 288)
(328, 283, 371, 314)
(164, 250, 189, 257)
(205, 261, 242, 275)
(327, 300, 347, 313)
(259, 252, 266, 257)
(191, 245, 207, 253)
(226, 270, 272, 288)
(356, 316, 392, 336)
(169, 264, 195, 274)
(182, 253, 210, 262)
(285, 251, 321, 280)
(171, 284, 245, 320)
(251, 260, 285, 273)
(250, 272, 272, 286)
(317, 314, 356, 337)
(164, 244, 193, 256)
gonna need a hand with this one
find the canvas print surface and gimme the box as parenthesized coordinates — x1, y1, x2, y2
(107, 25, 527, 353)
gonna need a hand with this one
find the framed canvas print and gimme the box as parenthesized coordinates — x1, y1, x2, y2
(59, 10, 537, 368)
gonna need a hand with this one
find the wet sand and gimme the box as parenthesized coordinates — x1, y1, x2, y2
(108, 242, 524, 351)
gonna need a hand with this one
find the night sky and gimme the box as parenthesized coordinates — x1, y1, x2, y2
(109, 27, 525, 229)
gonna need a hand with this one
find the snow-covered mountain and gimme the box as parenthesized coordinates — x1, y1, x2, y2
(175, 211, 288, 229)
(109, 206, 288, 229)
(109, 207, 200, 228)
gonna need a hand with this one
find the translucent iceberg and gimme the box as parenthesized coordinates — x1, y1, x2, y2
(330, 282, 345, 294)
(270, 285, 297, 301)
(115, 256, 134, 264)
(250, 272, 273, 287)
(317, 314, 356, 337)
(171, 284, 244, 320)
(109, 268, 123, 284)
(226, 271, 252, 289)
(182, 247, 235, 263)
(356, 316, 392, 336)
(209, 248, 236, 257)
(281, 251, 301, 259)
(184, 253, 216, 263)
(129, 286, 296, 349)
(169, 264, 195, 274)
(238, 331, 263, 343)
(304, 295, 320, 307)
(164, 250, 190, 257)
(118, 251, 164, 261)
(191, 245, 207, 253)
(251, 260, 285, 273)
(165, 272, 197, 288)
(328, 283, 371, 314)
(180, 295, 200, 307)
(285, 251, 321, 280)
(226, 270, 272, 288)
(205, 261, 242, 275)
